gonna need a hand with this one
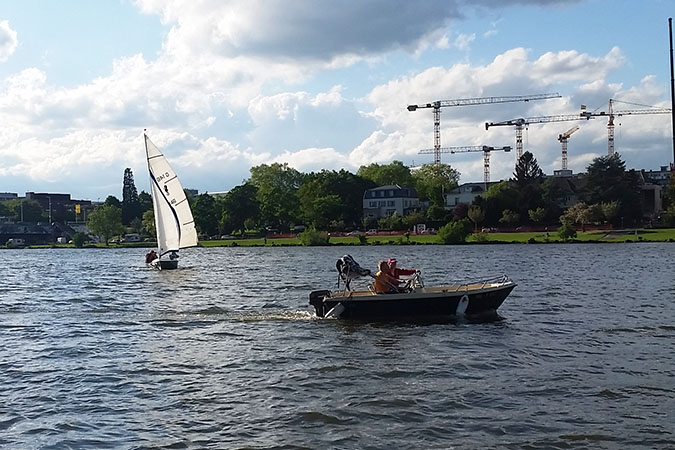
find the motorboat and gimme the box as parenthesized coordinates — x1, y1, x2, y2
(309, 256, 516, 320)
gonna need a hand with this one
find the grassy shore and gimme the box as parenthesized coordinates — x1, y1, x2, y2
(10, 228, 675, 249)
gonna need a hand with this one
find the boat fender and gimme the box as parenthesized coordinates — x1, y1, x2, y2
(325, 303, 345, 319)
(456, 294, 469, 316)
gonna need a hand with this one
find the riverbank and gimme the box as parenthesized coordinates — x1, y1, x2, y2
(8, 227, 675, 249)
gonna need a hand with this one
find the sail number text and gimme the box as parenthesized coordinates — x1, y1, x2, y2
(155, 172, 171, 183)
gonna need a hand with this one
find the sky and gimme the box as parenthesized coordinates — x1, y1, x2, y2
(0, 0, 674, 201)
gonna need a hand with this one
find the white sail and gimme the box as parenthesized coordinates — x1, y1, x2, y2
(144, 134, 198, 259)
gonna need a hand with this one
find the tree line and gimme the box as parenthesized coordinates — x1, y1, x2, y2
(4, 152, 674, 245)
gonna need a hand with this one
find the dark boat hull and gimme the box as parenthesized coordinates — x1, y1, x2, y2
(309, 282, 516, 320)
(149, 259, 178, 270)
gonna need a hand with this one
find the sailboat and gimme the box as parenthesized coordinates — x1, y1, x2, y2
(144, 133, 198, 269)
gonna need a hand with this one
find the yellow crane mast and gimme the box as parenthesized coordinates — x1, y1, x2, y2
(558, 125, 579, 170)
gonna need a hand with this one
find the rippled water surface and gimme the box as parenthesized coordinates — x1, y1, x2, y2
(2, 244, 675, 449)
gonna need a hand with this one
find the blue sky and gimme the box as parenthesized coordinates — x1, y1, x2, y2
(0, 0, 673, 200)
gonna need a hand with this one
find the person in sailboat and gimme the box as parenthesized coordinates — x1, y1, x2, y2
(145, 250, 158, 264)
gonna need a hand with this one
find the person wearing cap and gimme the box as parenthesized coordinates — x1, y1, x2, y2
(387, 258, 417, 280)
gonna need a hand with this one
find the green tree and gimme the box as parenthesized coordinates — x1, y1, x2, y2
(402, 210, 427, 230)
(467, 205, 485, 232)
(138, 191, 153, 214)
(437, 219, 472, 244)
(357, 161, 414, 187)
(87, 204, 124, 245)
(298, 227, 330, 246)
(499, 209, 520, 227)
(378, 212, 405, 231)
(600, 200, 621, 224)
(4, 199, 46, 222)
(663, 204, 675, 226)
(582, 153, 642, 225)
(426, 204, 448, 222)
(122, 168, 142, 225)
(412, 163, 460, 207)
(142, 209, 156, 237)
(306, 195, 342, 230)
(192, 193, 219, 237)
(560, 202, 592, 231)
(298, 169, 374, 229)
(249, 163, 302, 231)
(477, 181, 520, 226)
(71, 232, 87, 248)
(452, 202, 469, 221)
(104, 195, 122, 209)
(513, 151, 544, 186)
(129, 216, 143, 234)
(513, 151, 544, 218)
(528, 207, 546, 224)
(557, 223, 577, 241)
(222, 183, 259, 236)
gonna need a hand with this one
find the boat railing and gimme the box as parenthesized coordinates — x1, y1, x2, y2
(453, 274, 511, 291)
(403, 271, 424, 291)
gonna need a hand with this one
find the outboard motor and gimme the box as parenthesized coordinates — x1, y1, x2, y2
(336, 254, 371, 290)
(309, 290, 331, 317)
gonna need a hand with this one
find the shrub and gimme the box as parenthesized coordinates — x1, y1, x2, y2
(437, 219, 472, 244)
(557, 223, 577, 241)
(298, 228, 330, 246)
(472, 232, 490, 243)
(72, 232, 87, 248)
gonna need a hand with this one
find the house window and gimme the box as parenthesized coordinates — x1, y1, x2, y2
(369, 201, 377, 207)
(387, 201, 395, 207)
(378, 201, 386, 206)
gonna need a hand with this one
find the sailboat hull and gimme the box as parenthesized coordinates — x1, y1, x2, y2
(158, 260, 178, 270)
(149, 258, 178, 270)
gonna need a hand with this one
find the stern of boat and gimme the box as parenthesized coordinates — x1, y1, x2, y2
(309, 290, 331, 317)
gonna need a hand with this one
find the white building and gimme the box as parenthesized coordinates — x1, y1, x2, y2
(363, 185, 419, 220)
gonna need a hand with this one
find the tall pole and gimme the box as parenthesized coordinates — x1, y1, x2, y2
(670, 18, 675, 168)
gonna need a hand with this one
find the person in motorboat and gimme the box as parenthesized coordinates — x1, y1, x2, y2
(145, 250, 158, 264)
(388, 258, 418, 285)
(373, 260, 404, 294)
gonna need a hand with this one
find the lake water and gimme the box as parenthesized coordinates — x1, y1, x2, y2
(1, 243, 674, 449)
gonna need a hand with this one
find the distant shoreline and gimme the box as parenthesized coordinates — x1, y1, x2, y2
(5, 227, 675, 249)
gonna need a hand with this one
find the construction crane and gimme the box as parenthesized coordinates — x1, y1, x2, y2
(558, 125, 579, 170)
(418, 145, 511, 189)
(407, 93, 561, 164)
(485, 113, 593, 159)
(581, 100, 672, 155)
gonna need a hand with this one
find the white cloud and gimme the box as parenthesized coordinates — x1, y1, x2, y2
(453, 33, 476, 51)
(0, 20, 18, 62)
(136, 0, 461, 62)
(0, 1, 671, 199)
